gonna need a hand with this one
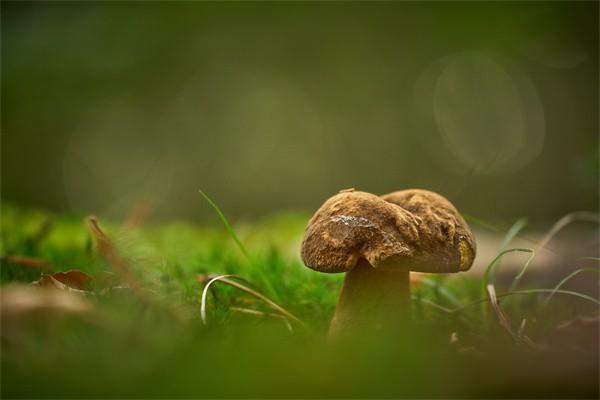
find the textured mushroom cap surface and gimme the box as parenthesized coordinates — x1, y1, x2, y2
(301, 191, 421, 273)
(381, 189, 476, 272)
(301, 189, 476, 274)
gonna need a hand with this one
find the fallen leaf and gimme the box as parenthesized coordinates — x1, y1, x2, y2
(33, 274, 68, 290)
(47, 270, 92, 290)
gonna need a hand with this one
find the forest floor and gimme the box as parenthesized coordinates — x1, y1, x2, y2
(1, 201, 598, 398)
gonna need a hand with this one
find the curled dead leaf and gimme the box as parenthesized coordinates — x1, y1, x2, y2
(32, 269, 92, 291)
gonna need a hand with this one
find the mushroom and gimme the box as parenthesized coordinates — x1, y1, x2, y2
(300, 189, 476, 336)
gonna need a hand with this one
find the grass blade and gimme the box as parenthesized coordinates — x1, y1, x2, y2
(199, 190, 280, 302)
(482, 248, 534, 293)
(199, 190, 251, 261)
(508, 212, 599, 291)
(577, 257, 600, 262)
(456, 288, 600, 312)
(200, 274, 310, 333)
(503, 213, 600, 291)
(421, 278, 463, 307)
(499, 218, 528, 251)
(412, 296, 453, 313)
(462, 214, 500, 233)
(543, 267, 600, 305)
(535, 211, 600, 253)
(504, 289, 600, 305)
(481, 219, 532, 293)
(200, 274, 238, 324)
(508, 250, 536, 291)
(486, 284, 518, 342)
(229, 307, 294, 332)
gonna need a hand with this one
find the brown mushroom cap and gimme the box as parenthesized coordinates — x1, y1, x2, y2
(301, 189, 476, 274)
(301, 190, 421, 273)
(381, 189, 476, 272)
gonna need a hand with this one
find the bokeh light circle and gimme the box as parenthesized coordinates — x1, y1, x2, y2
(415, 52, 545, 175)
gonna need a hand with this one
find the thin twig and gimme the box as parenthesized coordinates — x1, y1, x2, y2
(87, 216, 149, 303)
(3, 255, 54, 271)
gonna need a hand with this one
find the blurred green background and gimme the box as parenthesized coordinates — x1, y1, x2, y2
(2, 1, 598, 222)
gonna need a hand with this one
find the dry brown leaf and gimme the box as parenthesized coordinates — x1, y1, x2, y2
(33, 274, 68, 290)
(32, 274, 88, 295)
(47, 270, 92, 290)
(32, 269, 121, 295)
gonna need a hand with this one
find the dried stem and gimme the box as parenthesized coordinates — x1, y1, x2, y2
(87, 216, 149, 303)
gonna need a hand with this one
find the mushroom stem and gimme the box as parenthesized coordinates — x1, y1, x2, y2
(329, 259, 410, 337)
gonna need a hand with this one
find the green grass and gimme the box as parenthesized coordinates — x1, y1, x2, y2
(1, 202, 598, 398)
